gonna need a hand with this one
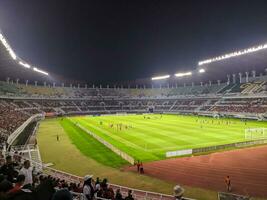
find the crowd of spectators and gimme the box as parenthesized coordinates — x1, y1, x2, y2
(1, 96, 267, 146)
(1, 81, 267, 150)
(0, 102, 29, 145)
(209, 98, 267, 113)
(0, 154, 135, 200)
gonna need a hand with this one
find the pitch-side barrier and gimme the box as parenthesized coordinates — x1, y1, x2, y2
(66, 117, 135, 165)
(166, 138, 267, 157)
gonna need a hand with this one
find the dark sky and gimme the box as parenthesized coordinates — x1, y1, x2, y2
(0, 0, 267, 84)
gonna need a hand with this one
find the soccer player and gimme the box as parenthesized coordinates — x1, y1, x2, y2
(136, 160, 140, 172)
(139, 162, 144, 174)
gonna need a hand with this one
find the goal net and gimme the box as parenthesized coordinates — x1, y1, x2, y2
(245, 128, 267, 140)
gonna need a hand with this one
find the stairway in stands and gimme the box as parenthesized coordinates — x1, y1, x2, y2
(11, 144, 43, 171)
(29, 146, 42, 171)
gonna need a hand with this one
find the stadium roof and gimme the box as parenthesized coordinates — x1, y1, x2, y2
(0, 31, 86, 85)
(199, 47, 267, 80)
(127, 46, 267, 87)
(1, 28, 267, 87)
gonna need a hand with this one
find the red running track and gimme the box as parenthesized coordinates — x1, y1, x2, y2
(126, 145, 267, 198)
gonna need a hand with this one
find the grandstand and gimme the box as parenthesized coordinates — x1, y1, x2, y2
(1, 28, 267, 200)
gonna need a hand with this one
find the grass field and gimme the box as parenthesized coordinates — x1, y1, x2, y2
(37, 118, 220, 200)
(68, 114, 267, 163)
(37, 115, 267, 200)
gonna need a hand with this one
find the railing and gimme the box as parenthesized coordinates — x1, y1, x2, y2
(193, 138, 267, 154)
(7, 114, 44, 145)
(3, 142, 197, 200)
(5, 151, 189, 200)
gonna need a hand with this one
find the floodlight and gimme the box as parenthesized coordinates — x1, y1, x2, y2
(0, 33, 17, 60)
(19, 61, 31, 68)
(175, 72, 192, 77)
(199, 68, 205, 73)
(151, 75, 170, 80)
(0, 32, 51, 76)
(198, 43, 267, 66)
(33, 67, 49, 76)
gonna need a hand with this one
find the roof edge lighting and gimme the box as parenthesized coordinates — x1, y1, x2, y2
(198, 43, 267, 66)
(151, 75, 170, 80)
(175, 71, 192, 77)
(0, 33, 17, 60)
(199, 68, 205, 73)
(33, 67, 49, 76)
(0, 30, 50, 76)
(19, 61, 31, 69)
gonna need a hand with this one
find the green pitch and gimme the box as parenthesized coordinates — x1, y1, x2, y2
(67, 114, 267, 162)
(37, 118, 220, 200)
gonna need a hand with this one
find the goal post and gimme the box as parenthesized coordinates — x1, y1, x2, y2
(245, 128, 267, 140)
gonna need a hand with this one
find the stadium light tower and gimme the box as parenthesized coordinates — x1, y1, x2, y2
(151, 75, 170, 80)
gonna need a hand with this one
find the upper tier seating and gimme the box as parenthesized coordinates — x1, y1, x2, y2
(0, 81, 228, 99)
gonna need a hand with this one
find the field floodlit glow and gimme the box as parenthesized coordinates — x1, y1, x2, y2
(65, 114, 267, 163)
(37, 114, 267, 199)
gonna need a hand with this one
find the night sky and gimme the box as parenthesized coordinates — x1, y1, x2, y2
(0, 0, 267, 84)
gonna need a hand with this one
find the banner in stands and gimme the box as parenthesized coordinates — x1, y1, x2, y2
(45, 112, 57, 117)
(166, 149, 192, 157)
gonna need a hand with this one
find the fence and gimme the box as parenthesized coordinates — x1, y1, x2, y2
(166, 138, 267, 158)
(67, 118, 135, 164)
(3, 150, 183, 200)
(192, 138, 267, 154)
(218, 192, 250, 200)
(7, 113, 44, 145)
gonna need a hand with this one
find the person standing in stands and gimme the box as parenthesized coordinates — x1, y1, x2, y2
(124, 190, 134, 200)
(7, 174, 25, 194)
(115, 189, 123, 200)
(224, 176, 231, 192)
(83, 175, 94, 200)
(0, 155, 17, 182)
(19, 160, 33, 189)
(57, 134, 60, 142)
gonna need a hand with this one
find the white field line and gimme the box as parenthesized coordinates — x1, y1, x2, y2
(67, 118, 135, 164)
(77, 118, 147, 151)
(71, 115, 259, 153)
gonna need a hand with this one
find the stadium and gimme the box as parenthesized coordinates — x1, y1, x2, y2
(1, 2, 267, 200)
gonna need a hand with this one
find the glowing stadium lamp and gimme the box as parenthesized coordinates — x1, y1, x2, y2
(199, 68, 205, 73)
(0, 33, 17, 60)
(33, 67, 49, 76)
(151, 75, 170, 80)
(1, 31, 51, 76)
(175, 72, 192, 77)
(19, 61, 31, 69)
(198, 43, 267, 66)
